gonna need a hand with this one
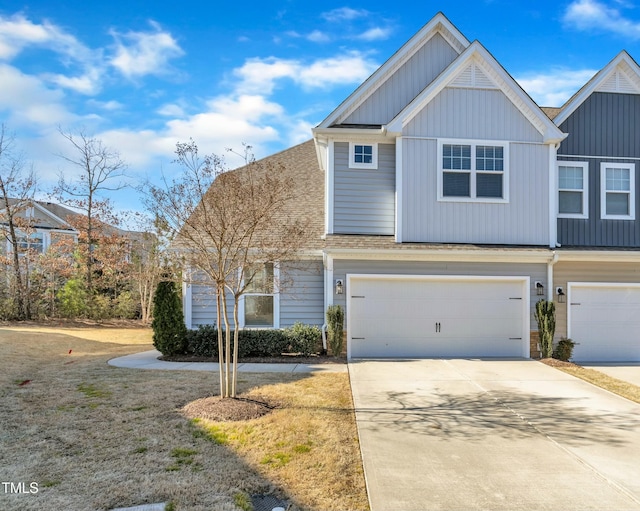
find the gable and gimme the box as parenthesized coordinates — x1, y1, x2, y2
(387, 43, 566, 144)
(318, 13, 469, 129)
(554, 51, 640, 126)
(342, 32, 460, 125)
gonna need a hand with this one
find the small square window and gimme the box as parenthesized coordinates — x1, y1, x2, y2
(349, 142, 378, 169)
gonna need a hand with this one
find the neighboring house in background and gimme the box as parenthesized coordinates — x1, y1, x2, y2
(184, 12, 640, 362)
(0, 200, 78, 255)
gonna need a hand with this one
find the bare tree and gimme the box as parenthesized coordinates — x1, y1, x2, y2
(0, 125, 37, 319)
(146, 140, 307, 398)
(55, 129, 127, 307)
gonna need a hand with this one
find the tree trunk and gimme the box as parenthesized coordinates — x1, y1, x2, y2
(232, 296, 240, 397)
(215, 285, 224, 398)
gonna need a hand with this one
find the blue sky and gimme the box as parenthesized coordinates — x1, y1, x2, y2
(2, 0, 640, 215)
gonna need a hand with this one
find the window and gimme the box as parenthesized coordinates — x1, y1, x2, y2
(558, 162, 588, 218)
(349, 142, 378, 169)
(16, 232, 44, 254)
(600, 163, 635, 220)
(438, 140, 508, 202)
(243, 263, 276, 327)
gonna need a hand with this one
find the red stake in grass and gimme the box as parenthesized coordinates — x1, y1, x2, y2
(18, 380, 32, 386)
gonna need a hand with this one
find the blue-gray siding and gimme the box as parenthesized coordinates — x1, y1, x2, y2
(279, 261, 325, 327)
(402, 138, 550, 245)
(343, 33, 459, 125)
(558, 92, 640, 247)
(334, 142, 396, 235)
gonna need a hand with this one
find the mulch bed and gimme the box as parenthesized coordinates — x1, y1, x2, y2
(182, 395, 279, 422)
(540, 357, 578, 368)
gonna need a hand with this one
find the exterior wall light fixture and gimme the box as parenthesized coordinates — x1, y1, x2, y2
(335, 279, 344, 295)
(535, 281, 544, 296)
(556, 286, 565, 303)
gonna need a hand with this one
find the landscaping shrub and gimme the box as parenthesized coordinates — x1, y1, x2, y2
(326, 305, 344, 357)
(184, 326, 289, 358)
(151, 280, 187, 356)
(534, 299, 556, 358)
(553, 337, 576, 362)
(113, 291, 138, 319)
(284, 322, 322, 356)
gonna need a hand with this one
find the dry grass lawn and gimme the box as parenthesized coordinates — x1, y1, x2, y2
(0, 322, 368, 511)
(541, 358, 640, 404)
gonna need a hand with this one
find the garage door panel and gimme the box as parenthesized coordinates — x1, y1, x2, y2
(349, 276, 527, 359)
(570, 284, 640, 362)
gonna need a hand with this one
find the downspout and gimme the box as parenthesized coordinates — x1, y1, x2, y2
(547, 251, 558, 302)
(321, 252, 334, 352)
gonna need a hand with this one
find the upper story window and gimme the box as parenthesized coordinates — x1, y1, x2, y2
(16, 232, 44, 254)
(349, 142, 378, 169)
(438, 140, 509, 202)
(600, 163, 635, 220)
(243, 263, 276, 327)
(558, 162, 588, 219)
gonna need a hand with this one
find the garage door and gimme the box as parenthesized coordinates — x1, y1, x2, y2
(347, 275, 529, 358)
(569, 283, 640, 362)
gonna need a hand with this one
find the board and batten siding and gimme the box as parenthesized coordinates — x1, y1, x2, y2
(343, 33, 459, 125)
(331, 259, 546, 328)
(333, 142, 396, 235)
(279, 261, 325, 327)
(404, 88, 544, 142)
(557, 92, 640, 247)
(553, 261, 640, 342)
(401, 138, 550, 244)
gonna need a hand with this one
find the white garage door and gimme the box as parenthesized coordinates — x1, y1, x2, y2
(569, 283, 640, 362)
(347, 275, 529, 359)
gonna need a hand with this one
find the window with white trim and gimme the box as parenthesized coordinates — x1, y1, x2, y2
(438, 140, 508, 202)
(349, 142, 378, 169)
(16, 231, 44, 254)
(600, 163, 635, 220)
(243, 263, 275, 327)
(558, 162, 588, 218)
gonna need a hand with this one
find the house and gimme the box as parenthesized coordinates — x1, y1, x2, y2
(184, 12, 640, 362)
(0, 199, 78, 255)
(547, 51, 640, 362)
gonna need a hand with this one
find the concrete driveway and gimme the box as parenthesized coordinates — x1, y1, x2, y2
(581, 362, 640, 387)
(349, 359, 640, 511)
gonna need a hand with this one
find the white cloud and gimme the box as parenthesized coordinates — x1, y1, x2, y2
(355, 27, 392, 41)
(46, 68, 103, 95)
(563, 0, 640, 39)
(515, 68, 598, 106)
(307, 30, 331, 43)
(0, 63, 74, 127)
(321, 7, 369, 22)
(157, 103, 185, 117)
(109, 21, 184, 78)
(234, 52, 378, 94)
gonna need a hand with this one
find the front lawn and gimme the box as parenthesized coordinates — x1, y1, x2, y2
(0, 322, 368, 511)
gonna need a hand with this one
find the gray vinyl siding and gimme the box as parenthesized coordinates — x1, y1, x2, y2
(334, 142, 396, 235)
(404, 88, 544, 142)
(332, 259, 546, 328)
(279, 261, 325, 327)
(557, 92, 640, 247)
(553, 260, 640, 342)
(191, 283, 233, 328)
(402, 138, 550, 244)
(189, 261, 325, 329)
(343, 33, 459, 125)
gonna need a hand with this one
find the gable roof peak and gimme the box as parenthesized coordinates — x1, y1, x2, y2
(554, 50, 640, 126)
(316, 12, 470, 129)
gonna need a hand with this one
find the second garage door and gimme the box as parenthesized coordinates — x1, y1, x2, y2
(347, 275, 529, 358)
(569, 283, 640, 362)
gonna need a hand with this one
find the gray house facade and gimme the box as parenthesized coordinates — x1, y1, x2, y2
(183, 13, 640, 362)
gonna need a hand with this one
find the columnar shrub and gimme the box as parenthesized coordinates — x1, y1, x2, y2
(534, 299, 556, 359)
(326, 305, 344, 357)
(57, 278, 88, 318)
(152, 280, 187, 356)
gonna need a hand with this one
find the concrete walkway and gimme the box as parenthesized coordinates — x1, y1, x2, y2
(349, 358, 640, 511)
(108, 349, 347, 373)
